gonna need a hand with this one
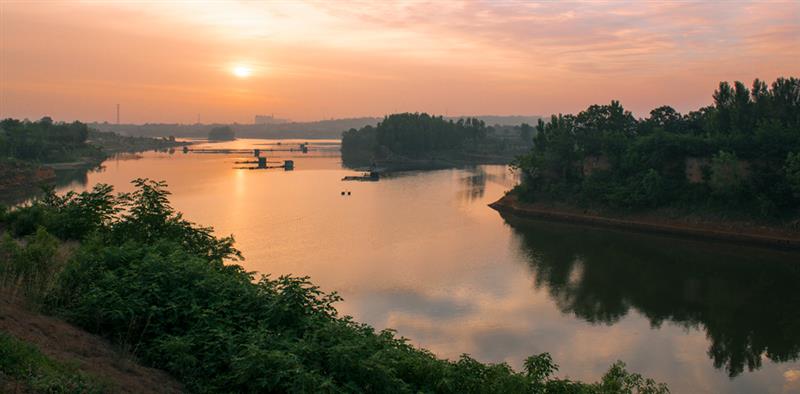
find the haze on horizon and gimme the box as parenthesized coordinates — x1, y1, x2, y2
(1, 0, 798, 124)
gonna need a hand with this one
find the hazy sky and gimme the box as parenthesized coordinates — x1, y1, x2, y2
(1, 1, 798, 123)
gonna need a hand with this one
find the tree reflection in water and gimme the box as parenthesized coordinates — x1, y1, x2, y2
(501, 213, 800, 377)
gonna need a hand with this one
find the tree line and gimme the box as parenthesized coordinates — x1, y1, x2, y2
(341, 113, 532, 166)
(513, 77, 800, 219)
(0, 117, 100, 163)
(208, 126, 236, 141)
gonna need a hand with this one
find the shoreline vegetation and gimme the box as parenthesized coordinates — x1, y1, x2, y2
(207, 126, 236, 141)
(341, 113, 534, 171)
(497, 77, 800, 245)
(0, 117, 191, 198)
(0, 180, 669, 393)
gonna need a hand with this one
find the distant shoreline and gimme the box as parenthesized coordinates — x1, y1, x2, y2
(489, 193, 800, 250)
(344, 153, 514, 173)
(1, 134, 192, 202)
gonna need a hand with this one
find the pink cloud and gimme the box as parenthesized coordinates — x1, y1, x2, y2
(1, 1, 797, 122)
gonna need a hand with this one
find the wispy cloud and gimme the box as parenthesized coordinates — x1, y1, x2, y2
(1, 1, 798, 122)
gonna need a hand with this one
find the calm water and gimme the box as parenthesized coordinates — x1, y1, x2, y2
(54, 139, 799, 393)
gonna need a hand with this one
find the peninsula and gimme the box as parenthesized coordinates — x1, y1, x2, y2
(492, 77, 800, 248)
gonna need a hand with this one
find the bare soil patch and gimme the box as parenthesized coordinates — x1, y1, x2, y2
(0, 293, 182, 393)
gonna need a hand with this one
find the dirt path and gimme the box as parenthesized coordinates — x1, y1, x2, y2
(0, 294, 183, 393)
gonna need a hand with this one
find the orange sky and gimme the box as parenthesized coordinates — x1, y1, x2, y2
(1, 1, 798, 123)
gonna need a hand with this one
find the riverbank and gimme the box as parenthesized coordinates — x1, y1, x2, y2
(490, 193, 800, 250)
(0, 161, 58, 203)
(344, 151, 519, 172)
(0, 132, 192, 200)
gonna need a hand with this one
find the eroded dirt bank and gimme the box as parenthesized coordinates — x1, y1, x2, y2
(0, 294, 183, 393)
(0, 162, 56, 195)
(490, 193, 800, 250)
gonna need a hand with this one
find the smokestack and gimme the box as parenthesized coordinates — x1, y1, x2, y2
(116, 104, 120, 124)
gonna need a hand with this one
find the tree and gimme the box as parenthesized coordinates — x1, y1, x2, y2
(208, 126, 235, 141)
(709, 151, 746, 197)
(519, 123, 534, 142)
(786, 152, 800, 197)
(713, 81, 735, 133)
(646, 106, 683, 133)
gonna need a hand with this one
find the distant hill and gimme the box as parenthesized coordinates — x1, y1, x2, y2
(90, 115, 540, 140)
(90, 117, 381, 140)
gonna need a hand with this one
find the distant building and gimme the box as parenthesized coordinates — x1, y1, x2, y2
(254, 115, 289, 125)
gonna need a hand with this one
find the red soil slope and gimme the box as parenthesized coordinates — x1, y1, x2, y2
(0, 294, 182, 393)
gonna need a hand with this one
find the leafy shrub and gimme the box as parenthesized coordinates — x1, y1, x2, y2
(38, 184, 118, 240)
(1, 227, 60, 301)
(4, 204, 47, 237)
(596, 361, 669, 394)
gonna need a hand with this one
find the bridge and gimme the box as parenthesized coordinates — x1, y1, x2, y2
(183, 143, 311, 155)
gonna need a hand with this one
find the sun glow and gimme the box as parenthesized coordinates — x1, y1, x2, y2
(232, 65, 252, 78)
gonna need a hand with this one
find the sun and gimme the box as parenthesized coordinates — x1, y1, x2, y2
(231, 65, 252, 78)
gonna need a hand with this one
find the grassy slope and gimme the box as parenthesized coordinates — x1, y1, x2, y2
(0, 292, 184, 393)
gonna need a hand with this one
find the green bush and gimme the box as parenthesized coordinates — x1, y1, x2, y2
(4, 204, 47, 237)
(1, 227, 60, 301)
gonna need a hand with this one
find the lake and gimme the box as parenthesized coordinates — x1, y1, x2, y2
(53, 139, 800, 393)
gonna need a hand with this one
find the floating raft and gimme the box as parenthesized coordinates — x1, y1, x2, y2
(235, 158, 294, 170)
(342, 171, 380, 181)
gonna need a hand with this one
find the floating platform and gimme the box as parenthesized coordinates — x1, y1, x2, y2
(342, 171, 380, 181)
(236, 159, 294, 170)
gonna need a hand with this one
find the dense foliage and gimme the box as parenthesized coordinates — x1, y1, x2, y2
(0, 117, 102, 163)
(341, 113, 528, 166)
(513, 77, 800, 220)
(208, 126, 235, 141)
(1, 180, 668, 393)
